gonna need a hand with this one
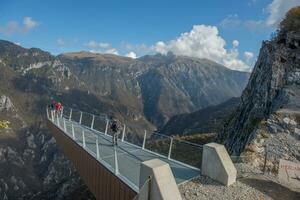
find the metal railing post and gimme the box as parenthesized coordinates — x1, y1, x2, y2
(168, 137, 173, 160)
(105, 119, 109, 135)
(46, 108, 49, 119)
(51, 111, 54, 122)
(71, 123, 75, 139)
(79, 112, 83, 124)
(96, 136, 100, 160)
(60, 106, 63, 118)
(142, 130, 147, 149)
(114, 146, 119, 175)
(82, 130, 86, 148)
(69, 108, 72, 121)
(121, 124, 126, 142)
(56, 115, 60, 127)
(91, 115, 95, 129)
(63, 118, 67, 132)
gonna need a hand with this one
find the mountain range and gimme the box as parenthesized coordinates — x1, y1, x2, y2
(0, 40, 249, 199)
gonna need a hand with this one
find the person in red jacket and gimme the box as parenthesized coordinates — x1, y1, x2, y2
(55, 102, 62, 117)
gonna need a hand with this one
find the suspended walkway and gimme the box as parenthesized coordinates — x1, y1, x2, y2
(46, 107, 202, 200)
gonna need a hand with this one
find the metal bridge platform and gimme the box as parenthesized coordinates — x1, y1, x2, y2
(47, 108, 201, 200)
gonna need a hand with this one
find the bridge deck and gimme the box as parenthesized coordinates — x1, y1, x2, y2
(57, 117, 199, 191)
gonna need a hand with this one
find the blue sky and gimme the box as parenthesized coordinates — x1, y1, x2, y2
(0, 0, 299, 71)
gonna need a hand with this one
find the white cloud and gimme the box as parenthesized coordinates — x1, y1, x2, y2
(56, 38, 65, 47)
(14, 42, 21, 46)
(232, 40, 239, 47)
(99, 42, 110, 48)
(85, 40, 119, 55)
(154, 25, 250, 71)
(266, 0, 300, 26)
(0, 16, 39, 35)
(244, 51, 254, 61)
(248, 0, 258, 6)
(244, 0, 300, 30)
(85, 40, 98, 49)
(125, 51, 137, 59)
(219, 14, 241, 29)
(223, 0, 299, 31)
(84, 40, 113, 50)
(104, 48, 119, 55)
(123, 43, 151, 55)
(23, 17, 38, 30)
(244, 20, 266, 31)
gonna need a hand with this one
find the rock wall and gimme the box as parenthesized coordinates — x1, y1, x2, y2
(219, 31, 300, 172)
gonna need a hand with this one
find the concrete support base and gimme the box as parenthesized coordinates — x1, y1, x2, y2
(201, 143, 237, 186)
(139, 159, 182, 200)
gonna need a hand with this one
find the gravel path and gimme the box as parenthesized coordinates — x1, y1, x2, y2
(179, 164, 300, 200)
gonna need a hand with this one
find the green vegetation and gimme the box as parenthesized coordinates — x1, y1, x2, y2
(0, 120, 10, 129)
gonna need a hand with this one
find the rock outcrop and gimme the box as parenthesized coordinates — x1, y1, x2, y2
(0, 95, 14, 112)
(219, 16, 300, 172)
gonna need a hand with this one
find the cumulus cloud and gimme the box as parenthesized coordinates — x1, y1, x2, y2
(232, 40, 239, 47)
(244, 51, 254, 61)
(154, 25, 250, 71)
(266, 0, 300, 26)
(125, 51, 137, 59)
(0, 16, 39, 35)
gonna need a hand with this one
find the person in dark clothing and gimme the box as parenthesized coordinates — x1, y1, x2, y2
(49, 103, 55, 110)
(49, 102, 56, 119)
(110, 117, 119, 145)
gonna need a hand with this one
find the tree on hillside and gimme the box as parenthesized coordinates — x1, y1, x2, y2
(280, 6, 300, 33)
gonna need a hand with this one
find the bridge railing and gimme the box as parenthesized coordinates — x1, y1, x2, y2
(48, 108, 140, 191)
(52, 106, 203, 170)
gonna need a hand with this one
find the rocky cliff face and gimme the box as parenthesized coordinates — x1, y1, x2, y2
(0, 43, 94, 199)
(219, 30, 300, 172)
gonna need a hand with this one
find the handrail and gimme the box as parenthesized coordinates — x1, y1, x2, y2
(62, 106, 203, 148)
(63, 106, 108, 121)
(49, 106, 203, 169)
(47, 109, 139, 192)
(147, 131, 203, 148)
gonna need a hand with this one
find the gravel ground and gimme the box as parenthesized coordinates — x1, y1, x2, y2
(179, 164, 300, 200)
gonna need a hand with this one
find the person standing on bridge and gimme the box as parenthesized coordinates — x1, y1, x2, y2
(55, 101, 62, 117)
(49, 102, 56, 119)
(110, 117, 120, 146)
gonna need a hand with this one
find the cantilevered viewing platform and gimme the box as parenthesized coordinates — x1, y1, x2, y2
(46, 107, 202, 199)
